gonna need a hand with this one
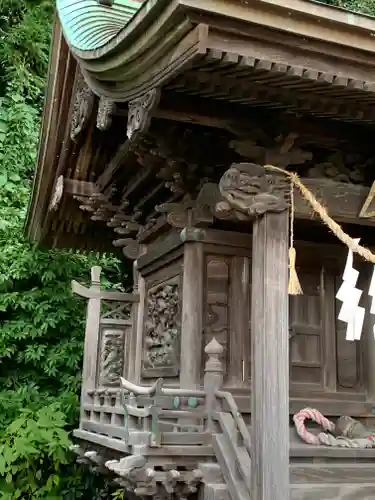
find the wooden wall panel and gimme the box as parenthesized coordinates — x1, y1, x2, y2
(140, 260, 183, 383)
(203, 257, 230, 375)
(290, 270, 324, 389)
(335, 276, 363, 393)
(203, 254, 251, 387)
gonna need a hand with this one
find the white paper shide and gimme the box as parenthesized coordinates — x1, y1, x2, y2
(336, 239, 365, 341)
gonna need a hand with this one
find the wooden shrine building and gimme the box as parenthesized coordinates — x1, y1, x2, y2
(26, 1, 375, 499)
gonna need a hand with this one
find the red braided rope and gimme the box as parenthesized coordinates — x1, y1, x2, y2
(293, 408, 335, 445)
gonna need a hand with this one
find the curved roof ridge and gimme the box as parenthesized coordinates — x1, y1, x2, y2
(57, 0, 146, 52)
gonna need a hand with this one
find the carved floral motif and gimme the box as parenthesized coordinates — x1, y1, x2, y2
(142, 281, 181, 377)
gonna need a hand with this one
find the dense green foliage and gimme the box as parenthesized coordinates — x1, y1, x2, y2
(0, 0, 373, 497)
(0, 0, 123, 497)
(321, 0, 375, 15)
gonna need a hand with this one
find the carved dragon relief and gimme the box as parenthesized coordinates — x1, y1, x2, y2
(99, 329, 124, 386)
(70, 73, 95, 142)
(142, 280, 181, 378)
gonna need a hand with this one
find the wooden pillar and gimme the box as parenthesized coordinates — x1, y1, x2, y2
(180, 240, 204, 388)
(251, 210, 289, 500)
(131, 257, 146, 383)
(132, 243, 148, 384)
(72, 266, 102, 402)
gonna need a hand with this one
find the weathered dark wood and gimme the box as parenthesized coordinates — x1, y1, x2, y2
(180, 242, 205, 388)
(77, 267, 102, 397)
(132, 257, 146, 383)
(295, 178, 375, 228)
(290, 463, 375, 484)
(204, 256, 230, 377)
(217, 162, 375, 228)
(322, 269, 337, 393)
(251, 210, 289, 500)
(363, 263, 375, 402)
(290, 484, 375, 499)
(228, 256, 250, 386)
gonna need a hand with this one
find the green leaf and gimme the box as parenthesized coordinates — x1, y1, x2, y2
(0, 171, 7, 187)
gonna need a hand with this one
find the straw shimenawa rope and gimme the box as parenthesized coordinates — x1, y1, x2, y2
(288, 180, 303, 295)
(264, 164, 375, 264)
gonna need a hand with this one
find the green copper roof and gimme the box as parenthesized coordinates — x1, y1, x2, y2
(56, 0, 145, 52)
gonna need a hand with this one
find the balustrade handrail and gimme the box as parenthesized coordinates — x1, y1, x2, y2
(215, 390, 252, 457)
(120, 377, 206, 398)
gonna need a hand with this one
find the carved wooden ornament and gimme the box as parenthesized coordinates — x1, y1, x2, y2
(96, 97, 115, 131)
(113, 238, 142, 260)
(70, 74, 95, 142)
(142, 279, 181, 378)
(218, 162, 289, 217)
(49, 175, 64, 211)
(99, 329, 124, 385)
(127, 88, 161, 140)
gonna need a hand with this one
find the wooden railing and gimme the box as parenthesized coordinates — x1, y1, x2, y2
(76, 336, 252, 500)
(120, 376, 208, 447)
(117, 339, 252, 500)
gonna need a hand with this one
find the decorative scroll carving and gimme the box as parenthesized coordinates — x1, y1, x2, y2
(71, 446, 110, 474)
(113, 220, 142, 236)
(97, 97, 115, 131)
(159, 163, 290, 228)
(142, 280, 181, 378)
(156, 197, 212, 228)
(218, 162, 289, 217)
(70, 74, 95, 142)
(230, 133, 312, 168)
(106, 455, 156, 495)
(307, 152, 365, 184)
(157, 170, 289, 228)
(127, 88, 161, 140)
(113, 238, 142, 260)
(105, 455, 202, 498)
(99, 329, 124, 385)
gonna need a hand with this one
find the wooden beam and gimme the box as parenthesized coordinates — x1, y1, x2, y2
(296, 178, 373, 228)
(64, 178, 96, 197)
(251, 211, 289, 500)
(118, 93, 374, 149)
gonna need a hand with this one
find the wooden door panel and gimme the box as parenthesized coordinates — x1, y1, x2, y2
(335, 277, 362, 392)
(290, 269, 328, 391)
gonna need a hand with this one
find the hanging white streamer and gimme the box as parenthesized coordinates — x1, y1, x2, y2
(367, 264, 375, 337)
(336, 239, 365, 341)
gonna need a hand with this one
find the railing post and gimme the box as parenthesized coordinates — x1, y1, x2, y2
(204, 338, 224, 430)
(79, 266, 102, 397)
